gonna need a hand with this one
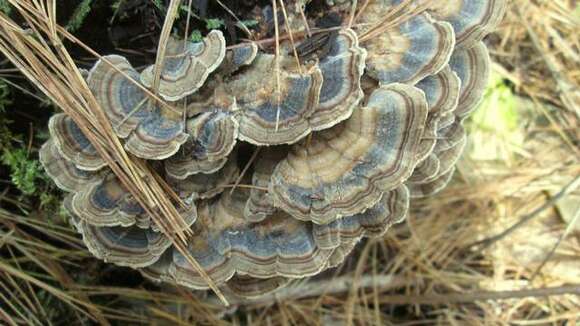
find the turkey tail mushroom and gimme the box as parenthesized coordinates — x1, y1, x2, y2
(87, 55, 188, 160)
(140, 31, 226, 101)
(227, 53, 324, 146)
(48, 113, 105, 171)
(71, 218, 172, 268)
(270, 83, 427, 224)
(142, 192, 334, 289)
(427, 0, 507, 49)
(313, 185, 410, 250)
(359, 2, 455, 85)
(39, 140, 103, 192)
(450, 41, 491, 119)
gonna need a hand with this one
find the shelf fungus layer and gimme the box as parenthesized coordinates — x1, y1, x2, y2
(270, 84, 427, 224)
(415, 66, 461, 162)
(39, 4, 503, 298)
(449, 42, 491, 119)
(226, 53, 324, 146)
(426, 0, 507, 49)
(40, 140, 102, 193)
(310, 28, 366, 130)
(88, 55, 188, 160)
(313, 186, 410, 250)
(140, 31, 226, 101)
(71, 217, 172, 268)
(165, 111, 238, 179)
(48, 113, 105, 171)
(360, 1, 455, 85)
(142, 192, 335, 289)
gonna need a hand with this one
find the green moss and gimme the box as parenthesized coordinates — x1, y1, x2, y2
(1, 148, 44, 195)
(65, 0, 93, 32)
(0, 0, 11, 15)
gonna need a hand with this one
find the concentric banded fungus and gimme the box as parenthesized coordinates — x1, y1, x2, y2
(270, 83, 427, 223)
(38, 1, 503, 298)
(226, 54, 324, 145)
(166, 111, 238, 179)
(449, 41, 491, 119)
(426, 0, 507, 48)
(48, 113, 105, 171)
(313, 186, 409, 250)
(140, 31, 226, 101)
(310, 28, 366, 129)
(224, 276, 290, 299)
(142, 192, 333, 289)
(167, 154, 239, 201)
(39, 141, 102, 192)
(71, 218, 171, 268)
(245, 148, 288, 222)
(408, 134, 467, 198)
(408, 167, 456, 198)
(88, 55, 188, 159)
(65, 172, 149, 228)
(220, 42, 259, 75)
(360, 2, 455, 85)
(415, 66, 461, 162)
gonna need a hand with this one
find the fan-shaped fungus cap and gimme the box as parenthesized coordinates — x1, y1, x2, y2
(225, 54, 323, 145)
(88, 55, 188, 159)
(167, 154, 239, 201)
(165, 111, 238, 179)
(140, 31, 226, 101)
(71, 218, 172, 268)
(224, 275, 290, 299)
(313, 186, 409, 250)
(449, 42, 491, 119)
(66, 172, 148, 228)
(39, 141, 102, 192)
(142, 191, 333, 289)
(408, 154, 441, 183)
(48, 113, 105, 171)
(408, 167, 456, 198)
(360, 2, 455, 85)
(310, 28, 366, 130)
(220, 42, 259, 75)
(270, 83, 427, 224)
(408, 133, 467, 198)
(435, 118, 466, 153)
(244, 148, 288, 222)
(432, 133, 467, 177)
(415, 66, 461, 162)
(427, 0, 507, 49)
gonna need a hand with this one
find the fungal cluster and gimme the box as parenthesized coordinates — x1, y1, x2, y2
(41, 0, 505, 298)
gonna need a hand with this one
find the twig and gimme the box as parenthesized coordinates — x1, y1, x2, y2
(530, 205, 580, 281)
(272, 0, 282, 132)
(151, 0, 181, 93)
(469, 175, 580, 252)
(278, 0, 303, 74)
(214, 0, 252, 38)
(230, 147, 260, 195)
(210, 274, 408, 306)
(375, 285, 580, 305)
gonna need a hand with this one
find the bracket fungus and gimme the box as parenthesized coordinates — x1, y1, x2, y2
(140, 31, 227, 101)
(360, 1, 455, 85)
(88, 55, 188, 159)
(41, 0, 504, 299)
(270, 84, 427, 224)
(165, 111, 239, 179)
(226, 27, 365, 146)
